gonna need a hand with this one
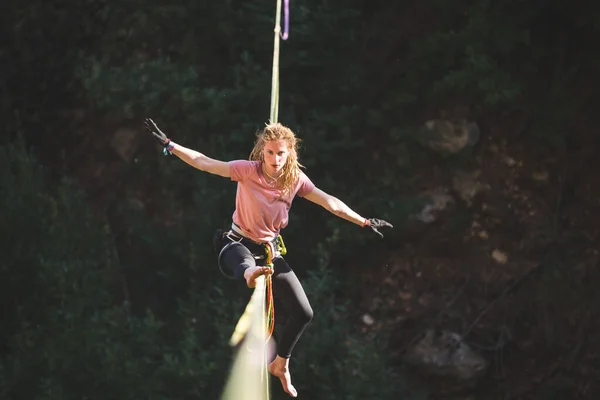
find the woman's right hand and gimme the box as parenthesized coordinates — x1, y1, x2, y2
(144, 118, 170, 146)
(365, 218, 393, 238)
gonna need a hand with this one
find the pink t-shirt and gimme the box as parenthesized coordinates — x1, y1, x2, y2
(229, 160, 315, 243)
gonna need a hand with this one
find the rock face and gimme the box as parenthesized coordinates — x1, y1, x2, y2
(420, 119, 480, 155)
(412, 192, 455, 224)
(452, 169, 490, 207)
(403, 329, 488, 383)
(110, 127, 140, 162)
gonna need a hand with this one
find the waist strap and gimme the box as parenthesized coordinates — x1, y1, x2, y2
(231, 222, 279, 243)
(227, 222, 286, 261)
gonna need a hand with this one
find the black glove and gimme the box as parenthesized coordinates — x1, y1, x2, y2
(144, 118, 170, 146)
(366, 218, 393, 238)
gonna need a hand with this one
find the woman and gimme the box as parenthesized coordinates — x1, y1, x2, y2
(145, 118, 392, 397)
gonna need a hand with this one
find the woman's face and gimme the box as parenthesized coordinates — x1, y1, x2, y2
(262, 139, 289, 176)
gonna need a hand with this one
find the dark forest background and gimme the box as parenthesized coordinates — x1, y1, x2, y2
(2, 1, 600, 399)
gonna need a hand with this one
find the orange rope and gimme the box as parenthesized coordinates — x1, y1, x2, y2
(265, 245, 275, 340)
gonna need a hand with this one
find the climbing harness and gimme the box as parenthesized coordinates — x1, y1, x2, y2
(217, 225, 287, 276)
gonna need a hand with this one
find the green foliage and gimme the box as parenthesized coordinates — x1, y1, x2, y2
(0, 138, 229, 399)
(395, 0, 528, 111)
(78, 58, 201, 119)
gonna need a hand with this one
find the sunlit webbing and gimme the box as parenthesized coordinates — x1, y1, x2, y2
(221, 276, 270, 400)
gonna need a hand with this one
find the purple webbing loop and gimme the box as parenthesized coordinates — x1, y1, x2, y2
(280, 0, 289, 40)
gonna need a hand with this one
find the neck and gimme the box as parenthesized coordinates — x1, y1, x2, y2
(262, 163, 282, 181)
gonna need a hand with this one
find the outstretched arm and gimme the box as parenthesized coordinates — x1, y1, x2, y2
(304, 187, 393, 237)
(145, 118, 230, 178)
(304, 188, 367, 226)
(169, 143, 230, 178)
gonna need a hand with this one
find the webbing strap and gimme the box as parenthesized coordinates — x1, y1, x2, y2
(269, 0, 289, 124)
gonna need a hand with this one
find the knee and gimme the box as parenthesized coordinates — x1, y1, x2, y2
(300, 304, 314, 325)
(233, 262, 254, 280)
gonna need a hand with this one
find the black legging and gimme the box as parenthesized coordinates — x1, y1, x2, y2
(219, 237, 313, 359)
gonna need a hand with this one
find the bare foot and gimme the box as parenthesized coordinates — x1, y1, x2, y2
(243, 266, 273, 288)
(268, 356, 297, 397)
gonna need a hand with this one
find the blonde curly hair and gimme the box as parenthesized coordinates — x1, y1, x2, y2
(249, 122, 304, 198)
